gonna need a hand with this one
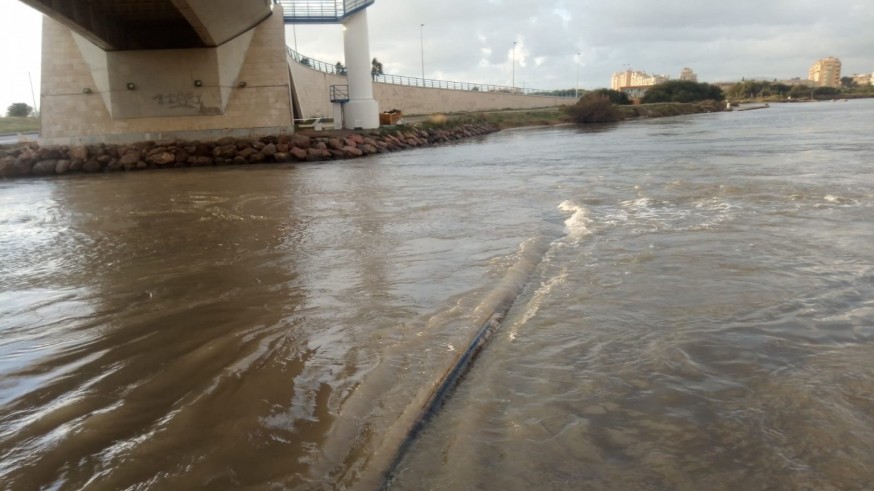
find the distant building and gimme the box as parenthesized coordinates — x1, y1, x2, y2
(781, 77, 815, 87)
(610, 70, 670, 91)
(851, 73, 873, 86)
(808, 57, 842, 88)
(679, 67, 698, 82)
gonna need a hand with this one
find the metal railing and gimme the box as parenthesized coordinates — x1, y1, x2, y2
(276, 0, 375, 23)
(287, 47, 576, 98)
(330, 85, 349, 103)
(288, 49, 346, 75)
(293, 117, 335, 130)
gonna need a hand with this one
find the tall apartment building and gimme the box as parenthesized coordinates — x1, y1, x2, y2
(808, 57, 842, 88)
(679, 67, 698, 82)
(610, 70, 670, 90)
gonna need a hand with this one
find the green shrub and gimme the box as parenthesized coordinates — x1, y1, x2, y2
(813, 86, 840, 98)
(642, 80, 725, 103)
(6, 103, 32, 118)
(566, 94, 624, 124)
(590, 88, 631, 105)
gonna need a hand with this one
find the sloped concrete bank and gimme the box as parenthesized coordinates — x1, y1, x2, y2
(0, 123, 498, 179)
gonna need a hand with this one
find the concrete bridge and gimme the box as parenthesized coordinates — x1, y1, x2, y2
(18, 0, 274, 51)
(23, 0, 572, 145)
(25, 0, 296, 145)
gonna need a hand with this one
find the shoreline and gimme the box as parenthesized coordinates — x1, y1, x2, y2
(468, 100, 729, 130)
(0, 99, 780, 180)
(0, 123, 497, 180)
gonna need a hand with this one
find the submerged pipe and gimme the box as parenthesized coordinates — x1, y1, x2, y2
(378, 249, 544, 488)
(379, 312, 508, 488)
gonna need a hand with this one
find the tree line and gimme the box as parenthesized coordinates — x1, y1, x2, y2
(565, 82, 725, 124)
(6, 103, 34, 118)
(725, 79, 874, 101)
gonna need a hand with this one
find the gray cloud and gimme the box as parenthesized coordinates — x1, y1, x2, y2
(288, 0, 874, 89)
(2, 0, 871, 112)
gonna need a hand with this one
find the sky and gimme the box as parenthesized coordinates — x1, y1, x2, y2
(2, 0, 873, 113)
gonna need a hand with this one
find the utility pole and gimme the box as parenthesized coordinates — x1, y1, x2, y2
(420, 24, 425, 81)
(575, 52, 581, 98)
(512, 41, 517, 91)
(28, 72, 37, 115)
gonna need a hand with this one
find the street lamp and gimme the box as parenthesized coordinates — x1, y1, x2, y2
(420, 24, 425, 81)
(575, 52, 581, 98)
(512, 41, 517, 91)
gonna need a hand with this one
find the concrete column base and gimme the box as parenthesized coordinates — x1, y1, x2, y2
(343, 99, 379, 129)
(332, 103, 344, 129)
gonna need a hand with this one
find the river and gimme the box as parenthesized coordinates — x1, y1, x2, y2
(1, 100, 873, 490)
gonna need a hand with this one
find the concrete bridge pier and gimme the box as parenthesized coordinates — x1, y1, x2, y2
(35, 4, 294, 145)
(341, 9, 379, 129)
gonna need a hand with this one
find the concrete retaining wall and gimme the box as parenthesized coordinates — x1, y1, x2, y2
(289, 58, 572, 119)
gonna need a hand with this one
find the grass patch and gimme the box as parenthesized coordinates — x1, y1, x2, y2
(618, 100, 724, 119)
(380, 100, 727, 135)
(423, 100, 723, 131)
(464, 107, 569, 129)
(0, 117, 40, 134)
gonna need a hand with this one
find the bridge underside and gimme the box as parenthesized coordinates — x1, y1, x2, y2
(19, 0, 272, 51)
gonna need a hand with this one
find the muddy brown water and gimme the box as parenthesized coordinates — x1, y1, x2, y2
(2, 100, 873, 490)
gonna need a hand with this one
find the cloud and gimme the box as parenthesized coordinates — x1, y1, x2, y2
(286, 0, 873, 89)
(0, 2, 43, 113)
(1, 0, 871, 113)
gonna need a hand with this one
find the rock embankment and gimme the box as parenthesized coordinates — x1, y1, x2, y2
(0, 123, 497, 179)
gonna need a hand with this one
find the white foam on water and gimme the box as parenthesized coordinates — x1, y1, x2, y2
(820, 194, 862, 207)
(621, 197, 654, 210)
(508, 268, 568, 342)
(505, 201, 594, 340)
(472, 237, 552, 322)
(694, 197, 736, 211)
(558, 200, 592, 241)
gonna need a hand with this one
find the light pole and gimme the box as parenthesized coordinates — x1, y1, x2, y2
(512, 41, 517, 91)
(28, 72, 37, 115)
(420, 24, 425, 81)
(575, 52, 581, 98)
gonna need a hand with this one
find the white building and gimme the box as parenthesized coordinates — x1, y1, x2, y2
(808, 57, 842, 88)
(852, 73, 873, 86)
